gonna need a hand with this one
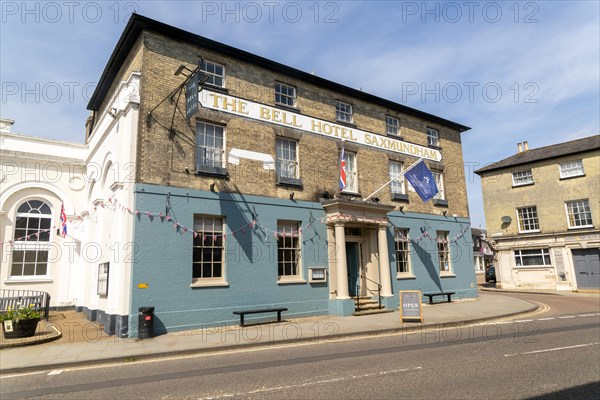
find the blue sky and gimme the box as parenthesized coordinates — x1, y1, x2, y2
(1, 1, 599, 228)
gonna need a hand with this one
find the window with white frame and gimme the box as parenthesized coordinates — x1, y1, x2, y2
(517, 206, 540, 232)
(11, 200, 52, 278)
(193, 216, 225, 283)
(196, 121, 226, 174)
(200, 60, 225, 87)
(474, 255, 484, 272)
(432, 172, 445, 200)
(389, 161, 405, 195)
(97, 262, 109, 296)
(512, 170, 533, 186)
(336, 101, 353, 123)
(437, 231, 451, 273)
(566, 199, 593, 228)
(277, 221, 301, 280)
(386, 116, 399, 135)
(559, 160, 584, 179)
(427, 127, 439, 147)
(394, 228, 411, 275)
(342, 150, 358, 192)
(275, 83, 296, 107)
(276, 137, 299, 182)
(514, 249, 551, 266)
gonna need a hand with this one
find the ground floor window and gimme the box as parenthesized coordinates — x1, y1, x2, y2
(10, 248, 49, 277)
(193, 216, 224, 282)
(474, 255, 485, 272)
(277, 221, 301, 281)
(394, 228, 411, 274)
(437, 231, 451, 272)
(514, 248, 551, 266)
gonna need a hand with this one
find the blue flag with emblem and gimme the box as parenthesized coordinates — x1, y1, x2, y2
(405, 159, 438, 202)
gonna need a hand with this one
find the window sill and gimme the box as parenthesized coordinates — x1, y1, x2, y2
(190, 281, 229, 288)
(340, 191, 362, 198)
(274, 103, 300, 113)
(276, 177, 303, 189)
(195, 169, 229, 179)
(427, 144, 442, 150)
(559, 174, 585, 181)
(514, 266, 551, 270)
(277, 279, 307, 285)
(512, 182, 534, 188)
(391, 193, 409, 202)
(396, 274, 416, 280)
(433, 199, 448, 207)
(386, 133, 402, 139)
(335, 120, 356, 128)
(567, 225, 594, 230)
(440, 273, 456, 278)
(5, 278, 53, 284)
(518, 230, 541, 234)
(203, 85, 228, 94)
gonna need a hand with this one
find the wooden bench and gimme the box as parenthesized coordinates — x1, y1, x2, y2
(233, 307, 288, 326)
(0, 295, 43, 313)
(423, 292, 455, 305)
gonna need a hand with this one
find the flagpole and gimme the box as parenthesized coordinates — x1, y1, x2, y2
(362, 158, 424, 202)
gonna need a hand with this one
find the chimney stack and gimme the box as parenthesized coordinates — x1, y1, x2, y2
(523, 141, 529, 151)
(517, 142, 523, 153)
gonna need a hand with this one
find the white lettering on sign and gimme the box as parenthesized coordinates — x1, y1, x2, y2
(199, 90, 442, 161)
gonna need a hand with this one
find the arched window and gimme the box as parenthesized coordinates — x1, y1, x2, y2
(11, 200, 52, 278)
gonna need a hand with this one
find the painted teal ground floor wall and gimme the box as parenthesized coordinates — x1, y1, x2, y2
(128, 183, 477, 337)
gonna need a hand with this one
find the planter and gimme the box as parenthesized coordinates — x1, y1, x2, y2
(2, 318, 40, 339)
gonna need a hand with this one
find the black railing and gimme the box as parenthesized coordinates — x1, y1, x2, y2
(0, 289, 51, 320)
(355, 275, 382, 311)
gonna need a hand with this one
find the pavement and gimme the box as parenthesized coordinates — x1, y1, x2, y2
(0, 291, 545, 374)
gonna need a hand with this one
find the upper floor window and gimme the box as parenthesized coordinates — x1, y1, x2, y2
(514, 248, 551, 267)
(193, 216, 225, 283)
(427, 127, 439, 147)
(389, 161, 405, 195)
(276, 137, 300, 184)
(559, 160, 584, 179)
(517, 206, 540, 233)
(336, 101, 353, 123)
(386, 116, 399, 135)
(11, 200, 52, 278)
(200, 60, 225, 87)
(512, 170, 533, 186)
(277, 221, 302, 281)
(394, 228, 411, 275)
(196, 121, 226, 175)
(275, 83, 296, 107)
(437, 231, 451, 273)
(432, 172, 445, 200)
(341, 150, 358, 193)
(566, 199, 593, 228)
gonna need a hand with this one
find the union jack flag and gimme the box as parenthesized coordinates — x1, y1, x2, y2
(339, 146, 347, 190)
(60, 204, 67, 238)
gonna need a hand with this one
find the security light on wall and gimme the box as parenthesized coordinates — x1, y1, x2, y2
(501, 216, 512, 224)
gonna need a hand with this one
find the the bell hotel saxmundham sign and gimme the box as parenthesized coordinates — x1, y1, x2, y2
(400, 290, 423, 322)
(185, 72, 199, 121)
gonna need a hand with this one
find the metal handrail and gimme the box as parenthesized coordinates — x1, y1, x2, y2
(360, 274, 382, 310)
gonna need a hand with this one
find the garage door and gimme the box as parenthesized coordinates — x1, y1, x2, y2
(572, 248, 600, 289)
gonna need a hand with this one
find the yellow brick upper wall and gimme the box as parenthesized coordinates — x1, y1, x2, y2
(480, 150, 600, 236)
(135, 31, 469, 217)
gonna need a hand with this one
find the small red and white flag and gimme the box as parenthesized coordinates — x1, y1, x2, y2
(339, 146, 347, 190)
(60, 204, 67, 238)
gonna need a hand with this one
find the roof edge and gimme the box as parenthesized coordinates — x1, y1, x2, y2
(87, 14, 470, 133)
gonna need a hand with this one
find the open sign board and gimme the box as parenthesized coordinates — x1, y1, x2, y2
(400, 290, 423, 322)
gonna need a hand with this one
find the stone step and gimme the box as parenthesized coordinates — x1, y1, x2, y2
(353, 308, 394, 316)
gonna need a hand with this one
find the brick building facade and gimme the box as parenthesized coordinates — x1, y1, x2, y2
(2, 14, 477, 337)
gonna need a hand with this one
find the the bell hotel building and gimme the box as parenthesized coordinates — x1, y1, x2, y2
(2, 14, 476, 337)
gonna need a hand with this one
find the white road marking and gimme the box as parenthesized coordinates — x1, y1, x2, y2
(504, 342, 599, 357)
(514, 319, 533, 323)
(48, 369, 64, 376)
(577, 313, 600, 317)
(537, 318, 555, 321)
(196, 366, 423, 399)
(559, 316, 576, 319)
(0, 371, 47, 380)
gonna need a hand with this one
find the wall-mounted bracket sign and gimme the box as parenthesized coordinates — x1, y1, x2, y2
(400, 290, 423, 323)
(199, 90, 442, 162)
(137, 283, 149, 289)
